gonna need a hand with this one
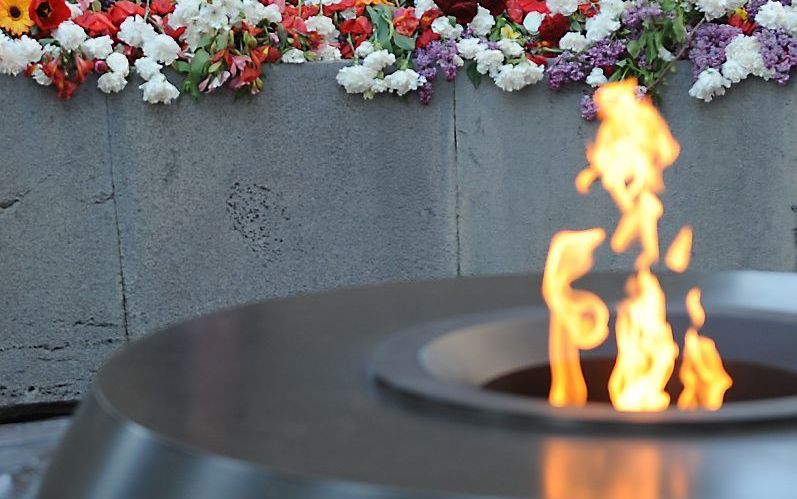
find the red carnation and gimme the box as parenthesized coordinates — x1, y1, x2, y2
(29, 0, 71, 31)
(434, 0, 477, 25)
(479, 0, 506, 16)
(393, 7, 420, 37)
(149, 0, 175, 16)
(339, 16, 372, 47)
(538, 13, 569, 44)
(108, 0, 145, 26)
(75, 11, 118, 37)
(416, 28, 440, 48)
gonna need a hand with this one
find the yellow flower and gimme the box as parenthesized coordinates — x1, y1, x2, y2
(500, 26, 520, 40)
(0, 0, 34, 36)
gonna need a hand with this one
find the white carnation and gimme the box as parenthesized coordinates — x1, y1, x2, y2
(497, 39, 524, 57)
(755, 2, 797, 36)
(694, 0, 746, 20)
(475, 48, 504, 76)
(134, 57, 163, 81)
(53, 21, 87, 51)
(143, 34, 181, 65)
(432, 17, 463, 39)
(469, 6, 495, 37)
(336, 64, 379, 93)
(414, 0, 437, 17)
(721, 34, 772, 82)
(688, 68, 731, 102)
(306, 15, 338, 39)
(281, 48, 306, 63)
(31, 65, 52, 85)
(586, 67, 607, 87)
(456, 38, 484, 59)
(106, 52, 130, 76)
(355, 40, 375, 58)
(547, 0, 579, 15)
(362, 49, 395, 71)
(139, 73, 180, 104)
(67, 2, 83, 18)
(262, 3, 282, 23)
(119, 15, 157, 48)
(523, 12, 544, 32)
(317, 43, 341, 61)
(586, 13, 621, 41)
(384, 68, 426, 96)
(15, 36, 43, 64)
(493, 60, 544, 91)
(98, 71, 128, 93)
(0, 35, 33, 75)
(82, 36, 113, 60)
(559, 32, 589, 52)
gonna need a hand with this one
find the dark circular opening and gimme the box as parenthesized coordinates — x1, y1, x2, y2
(483, 358, 797, 404)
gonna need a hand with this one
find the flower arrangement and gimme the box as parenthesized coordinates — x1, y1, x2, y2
(0, 0, 794, 113)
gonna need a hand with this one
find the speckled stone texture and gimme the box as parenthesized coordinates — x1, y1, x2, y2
(106, 63, 458, 337)
(1, 61, 796, 408)
(0, 77, 126, 407)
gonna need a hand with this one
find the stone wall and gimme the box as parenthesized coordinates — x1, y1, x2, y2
(1, 61, 795, 408)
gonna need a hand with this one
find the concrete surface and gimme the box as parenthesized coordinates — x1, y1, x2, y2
(0, 61, 796, 407)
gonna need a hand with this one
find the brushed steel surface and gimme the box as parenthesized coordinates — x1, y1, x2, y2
(37, 272, 797, 498)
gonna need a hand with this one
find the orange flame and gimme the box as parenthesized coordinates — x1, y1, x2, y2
(543, 229, 609, 407)
(665, 226, 693, 273)
(677, 289, 733, 410)
(544, 79, 731, 411)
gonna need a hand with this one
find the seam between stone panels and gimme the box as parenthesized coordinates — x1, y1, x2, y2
(104, 96, 130, 342)
(453, 82, 461, 277)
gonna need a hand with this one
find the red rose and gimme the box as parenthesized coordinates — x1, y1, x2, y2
(29, 0, 71, 31)
(339, 16, 372, 47)
(108, 1, 145, 26)
(74, 11, 118, 37)
(393, 7, 420, 36)
(578, 1, 598, 17)
(434, 0, 477, 24)
(149, 0, 175, 15)
(538, 13, 569, 44)
(420, 7, 442, 28)
(416, 28, 440, 48)
(478, 0, 506, 16)
(728, 12, 755, 35)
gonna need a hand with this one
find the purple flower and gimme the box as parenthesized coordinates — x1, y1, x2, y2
(580, 94, 598, 120)
(548, 40, 626, 90)
(754, 28, 797, 85)
(412, 40, 461, 105)
(688, 23, 742, 80)
(547, 53, 587, 89)
(622, 1, 663, 31)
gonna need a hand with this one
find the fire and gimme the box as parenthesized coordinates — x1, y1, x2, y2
(543, 229, 609, 407)
(543, 79, 732, 412)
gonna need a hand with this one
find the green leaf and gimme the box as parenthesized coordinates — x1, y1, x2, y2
(174, 61, 191, 73)
(466, 61, 482, 88)
(393, 33, 415, 51)
(673, 12, 686, 42)
(627, 39, 641, 58)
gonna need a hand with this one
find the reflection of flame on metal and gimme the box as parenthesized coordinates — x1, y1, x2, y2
(541, 437, 696, 499)
(542, 79, 732, 412)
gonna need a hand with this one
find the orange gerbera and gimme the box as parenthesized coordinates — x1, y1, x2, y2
(0, 0, 34, 35)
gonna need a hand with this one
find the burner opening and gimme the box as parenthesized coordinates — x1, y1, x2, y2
(371, 306, 797, 427)
(483, 358, 797, 404)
